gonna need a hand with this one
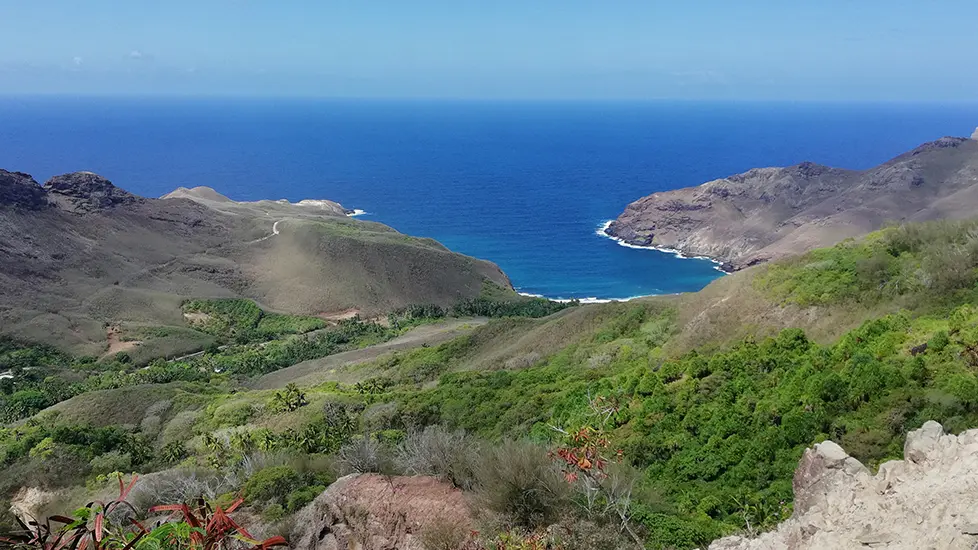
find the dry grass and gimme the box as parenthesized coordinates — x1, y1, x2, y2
(0, 188, 509, 359)
(41, 383, 192, 427)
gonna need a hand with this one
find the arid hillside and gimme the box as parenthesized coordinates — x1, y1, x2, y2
(0, 170, 509, 355)
(607, 136, 978, 269)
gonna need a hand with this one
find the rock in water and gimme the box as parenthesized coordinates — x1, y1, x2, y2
(709, 421, 978, 550)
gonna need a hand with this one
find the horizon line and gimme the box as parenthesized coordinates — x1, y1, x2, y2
(2, 92, 978, 106)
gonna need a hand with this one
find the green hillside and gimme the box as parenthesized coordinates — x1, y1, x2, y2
(3, 219, 978, 548)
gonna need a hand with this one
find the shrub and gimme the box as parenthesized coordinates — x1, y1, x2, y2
(161, 441, 189, 464)
(268, 384, 307, 413)
(244, 465, 304, 506)
(0, 390, 55, 422)
(476, 440, 569, 529)
(336, 436, 397, 475)
(419, 520, 472, 550)
(285, 485, 326, 513)
(129, 468, 237, 512)
(263, 503, 287, 522)
(89, 450, 133, 476)
(397, 425, 481, 490)
(928, 330, 950, 352)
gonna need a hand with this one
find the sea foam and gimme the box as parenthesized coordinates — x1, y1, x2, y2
(596, 220, 728, 273)
(517, 291, 663, 304)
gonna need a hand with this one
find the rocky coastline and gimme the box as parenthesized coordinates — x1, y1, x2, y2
(607, 136, 978, 271)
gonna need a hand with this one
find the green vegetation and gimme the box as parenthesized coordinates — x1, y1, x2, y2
(182, 298, 328, 342)
(452, 281, 577, 318)
(9, 220, 978, 548)
(757, 219, 978, 308)
(385, 282, 577, 328)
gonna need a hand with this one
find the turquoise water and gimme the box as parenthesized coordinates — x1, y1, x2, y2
(2, 98, 977, 299)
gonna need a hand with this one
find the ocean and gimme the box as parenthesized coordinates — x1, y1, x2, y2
(2, 97, 977, 300)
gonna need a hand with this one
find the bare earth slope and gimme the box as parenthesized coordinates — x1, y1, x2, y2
(607, 136, 978, 269)
(0, 171, 509, 355)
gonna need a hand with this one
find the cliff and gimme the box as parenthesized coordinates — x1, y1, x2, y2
(607, 136, 978, 270)
(711, 421, 978, 550)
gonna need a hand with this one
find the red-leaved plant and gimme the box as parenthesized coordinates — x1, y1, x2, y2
(148, 498, 286, 550)
(0, 475, 286, 550)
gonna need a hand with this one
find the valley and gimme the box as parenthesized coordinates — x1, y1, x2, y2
(2, 133, 978, 549)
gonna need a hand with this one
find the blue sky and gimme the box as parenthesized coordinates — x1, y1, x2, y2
(1, 1, 976, 100)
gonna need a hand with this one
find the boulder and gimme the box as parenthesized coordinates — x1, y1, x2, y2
(290, 474, 474, 550)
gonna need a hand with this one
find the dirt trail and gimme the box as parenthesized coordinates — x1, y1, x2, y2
(250, 219, 282, 244)
(101, 326, 141, 359)
(252, 318, 487, 389)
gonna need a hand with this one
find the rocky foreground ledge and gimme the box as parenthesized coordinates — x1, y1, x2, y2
(283, 421, 978, 550)
(712, 421, 978, 550)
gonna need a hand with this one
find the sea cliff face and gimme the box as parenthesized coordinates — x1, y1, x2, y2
(607, 136, 978, 270)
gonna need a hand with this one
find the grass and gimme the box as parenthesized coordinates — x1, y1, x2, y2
(120, 325, 217, 363)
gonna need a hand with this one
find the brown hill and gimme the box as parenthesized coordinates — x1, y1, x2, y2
(606, 136, 978, 270)
(0, 171, 509, 355)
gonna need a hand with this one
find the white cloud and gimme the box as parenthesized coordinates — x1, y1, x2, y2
(72, 56, 83, 66)
(129, 50, 144, 59)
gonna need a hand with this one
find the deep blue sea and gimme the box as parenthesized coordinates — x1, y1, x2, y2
(2, 97, 978, 300)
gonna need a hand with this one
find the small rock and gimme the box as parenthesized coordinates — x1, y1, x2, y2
(815, 440, 848, 463)
(855, 531, 896, 545)
(961, 523, 978, 535)
(905, 421, 944, 464)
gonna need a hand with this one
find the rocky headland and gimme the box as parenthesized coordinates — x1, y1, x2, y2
(606, 136, 978, 270)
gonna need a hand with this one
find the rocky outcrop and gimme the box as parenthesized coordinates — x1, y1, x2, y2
(971, 127, 978, 140)
(608, 136, 978, 269)
(9, 486, 64, 524)
(710, 421, 978, 550)
(0, 170, 49, 209)
(43, 171, 141, 213)
(290, 474, 474, 550)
